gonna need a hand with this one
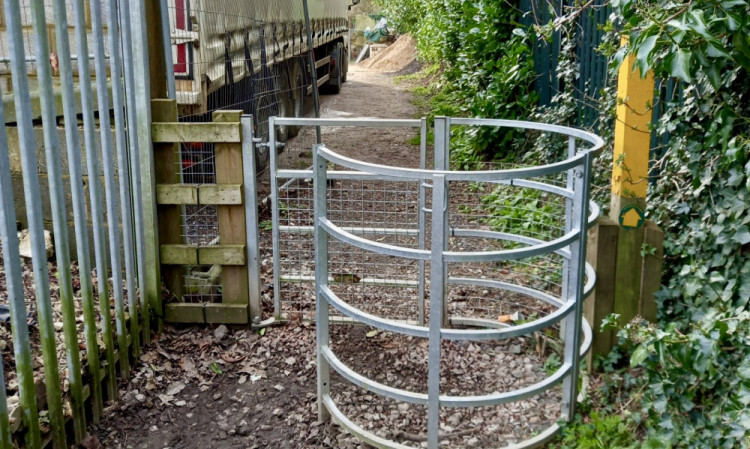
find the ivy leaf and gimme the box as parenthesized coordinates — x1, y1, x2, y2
(636, 34, 658, 72)
(733, 226, 750, 245)
(670, 50, 692, 82)
(739, 359, 750, 380)
(631, 344, 649, 367)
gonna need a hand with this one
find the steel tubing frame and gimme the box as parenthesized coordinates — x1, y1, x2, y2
(311, 117, 603, 449)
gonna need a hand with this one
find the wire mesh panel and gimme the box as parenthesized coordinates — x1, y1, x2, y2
(265, 118, 428, 325)
(162, 1, 352, 313)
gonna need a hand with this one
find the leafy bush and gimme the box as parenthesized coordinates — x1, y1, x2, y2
(383, 0, 750, 445)
(552, 412, 637, 449)
(481, 185, 565, 239)
(611, 0, 750, 446)
(376, 0, 538, 160)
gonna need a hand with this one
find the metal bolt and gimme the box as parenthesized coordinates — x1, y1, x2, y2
(576, 170, 583, 178)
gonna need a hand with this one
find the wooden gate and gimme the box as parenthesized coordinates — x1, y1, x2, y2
(151, 99, 261, 324)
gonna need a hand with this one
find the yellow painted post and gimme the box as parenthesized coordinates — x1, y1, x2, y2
(611, 37, 654, 213)
(608, 38, 659, 327)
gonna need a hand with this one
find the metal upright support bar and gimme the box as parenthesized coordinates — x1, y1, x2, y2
(561, 153, 591, 418)
(561, 136, 576, 307)
(433, 117, 451, 327)
(243, 116, 263, 322)
(0, 349, 10, 448)
(303, 0, 322, 144)
(160, 0, 176, 99)
(0, 83, 41, 449)
(427, 174, 448, 449)
(109, 0, 139, 368)
(28, 0, 84, 441)
(72, 0, 105, 421)
(417, 118, 428, 326)
(90, 0, 123, 401)
(130, 0, 162, 331)
(271, 119, 283, 320)
(50, 0, 95, 436)
(119, 0, 152, 342)
(314, 145, 331, 422)
(7, 0, 68, 444)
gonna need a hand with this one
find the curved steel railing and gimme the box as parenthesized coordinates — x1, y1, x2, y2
(313, 118, 601, 449)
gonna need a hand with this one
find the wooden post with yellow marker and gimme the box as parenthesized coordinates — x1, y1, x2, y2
(585, 38, 663, 362)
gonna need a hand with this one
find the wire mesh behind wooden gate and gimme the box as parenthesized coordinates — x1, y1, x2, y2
(262, 117, 429, 325)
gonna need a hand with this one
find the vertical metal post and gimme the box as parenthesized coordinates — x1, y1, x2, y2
(427, 174, 447, 449)
(72, 0, 105, 421)
(119, 0, 151, 342)
(314, 144, 331, 422)
(303, 0, 322, 144)
(50, 0, 97, 436)
(28, 0, 85, 441)
(270, 117, 283, 321)
(560, 136, 576, 330)
(108, 0, 140, 367)
(130, 0, 162, 332)
(561, 153, 591, 419)
(160, 0, 176, 99)
(0, 347, 10, 447)
(433, 117, 451, 327)
(243, 115, 263, 323)
(417, 118, 427, 326)
(90, 0, 125, 400)
(0, 86, 41, 449)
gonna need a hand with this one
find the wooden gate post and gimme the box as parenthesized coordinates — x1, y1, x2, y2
(151, 99, 184, 320)
(205, 110, 250, 323)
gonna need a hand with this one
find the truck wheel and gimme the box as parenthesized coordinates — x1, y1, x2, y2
(288, 58, 304, 138)
(327, 43, 342, 94)
(274, 64, 291, 143)
(342, 43, 349, 83)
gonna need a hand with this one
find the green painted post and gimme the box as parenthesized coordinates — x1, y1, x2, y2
(0, 87, 41, 449)
(0, 362, 10, 449)
(71, 0, 105, 422)
(28, 0, 87, 441)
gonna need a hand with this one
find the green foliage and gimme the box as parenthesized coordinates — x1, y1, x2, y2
(376, 0, 538, 160)
(481, 186, 564, 239)
(620, 315, 750, 448)
(552, 412, 638, 449)
(612, 0, 750, 443)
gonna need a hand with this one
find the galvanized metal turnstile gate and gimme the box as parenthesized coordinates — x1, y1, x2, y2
(305, 118, 603, 448)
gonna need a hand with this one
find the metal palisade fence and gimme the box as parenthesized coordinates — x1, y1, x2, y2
(0, 0, 155, 447)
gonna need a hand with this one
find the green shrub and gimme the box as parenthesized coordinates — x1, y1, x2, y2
(553, 412, 637, 449)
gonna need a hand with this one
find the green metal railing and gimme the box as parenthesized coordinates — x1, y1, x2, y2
(0, 0, 156, 446)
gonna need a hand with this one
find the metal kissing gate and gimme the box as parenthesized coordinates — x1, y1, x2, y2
(302, 118, 603, 448)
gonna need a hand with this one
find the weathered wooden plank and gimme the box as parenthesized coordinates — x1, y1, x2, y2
(160, 244, 198, 265)
(213, 111, 249, 308)
(612, 221, 645, 326)
(199, 245, 246, 265)
(156, 184, 198, 205)
(199, 184, 243, 205)
(584, 216, 619, 364)
(165, 303, 206, 323)
(204, 304, 249, 324)
(151, 122, 242, 143)
(639, 220, 663, 322)
(151, 100, 184, 330)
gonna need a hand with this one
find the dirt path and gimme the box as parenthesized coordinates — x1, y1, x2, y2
(92, 64, 560, 449)
(94, 65, 421, 449)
